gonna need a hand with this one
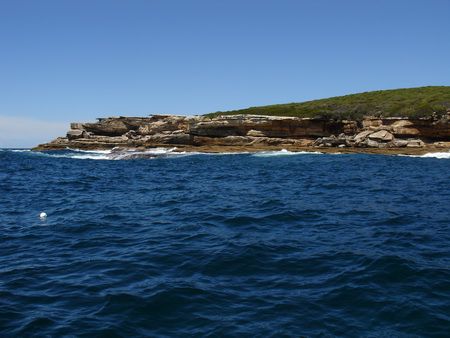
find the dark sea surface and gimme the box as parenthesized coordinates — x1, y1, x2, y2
(1, 148, 450, 337)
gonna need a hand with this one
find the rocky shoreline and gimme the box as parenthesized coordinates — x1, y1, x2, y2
(33, 114, 450, 155)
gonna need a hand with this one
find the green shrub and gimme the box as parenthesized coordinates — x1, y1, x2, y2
(205, 86, 450, 121)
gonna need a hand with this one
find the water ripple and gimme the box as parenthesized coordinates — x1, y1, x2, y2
(1, 150, 450, 336)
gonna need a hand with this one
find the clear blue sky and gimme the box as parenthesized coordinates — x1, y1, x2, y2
(1, 0, 449, 147)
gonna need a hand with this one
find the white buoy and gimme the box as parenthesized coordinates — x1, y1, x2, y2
(40, 212, 47, 219)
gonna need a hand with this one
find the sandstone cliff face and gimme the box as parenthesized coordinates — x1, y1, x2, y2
(188, 115, 357, 138)
(33, 113, 450, 151)
(362, 115, 450, 139)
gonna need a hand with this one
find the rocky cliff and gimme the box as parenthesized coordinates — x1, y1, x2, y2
(33, 113, 450, 152)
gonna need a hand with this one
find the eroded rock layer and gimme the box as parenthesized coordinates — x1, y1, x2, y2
(33, 113, 450, 151)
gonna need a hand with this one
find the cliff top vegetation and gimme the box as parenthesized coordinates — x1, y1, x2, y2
(207, 86, 450, 121)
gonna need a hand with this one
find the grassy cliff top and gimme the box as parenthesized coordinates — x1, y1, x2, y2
(207, 86, 450, 121)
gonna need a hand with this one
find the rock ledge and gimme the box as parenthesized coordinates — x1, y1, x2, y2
(33, 114, 450, 154)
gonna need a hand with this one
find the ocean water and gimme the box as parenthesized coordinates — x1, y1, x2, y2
(1, 148, 450, 337)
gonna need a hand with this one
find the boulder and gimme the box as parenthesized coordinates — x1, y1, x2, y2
(406, 139, 425, 147)
(353, 130, 373, 143)
(82, 117, 130, 136)
(363, 116, 450, 139)
(390, 140, 409, 147)
(136, 115, 188, 135)
(366, 139, 380, 148)
(66, 130, 84, 140)
(312, 135, 347, 147)
(70, 123, 84, 130)
(368, 130, 394, 142)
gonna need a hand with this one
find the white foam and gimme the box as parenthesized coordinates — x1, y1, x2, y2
(106, 147, 183, 160)
(72, 149, 112, 154)
(68, 154, 112, 160)
(41, 152, 111, 160)
(400, 150, 450, 159)
(29, 148, 184, 160)
(417, 152, 450, 159)
(252, 149, 322, 157)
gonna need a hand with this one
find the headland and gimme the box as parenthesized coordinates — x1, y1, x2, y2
(32, 86, 450, 155)
(33, 113, 450, 155)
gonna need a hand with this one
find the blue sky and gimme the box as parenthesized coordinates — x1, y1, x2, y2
(1, 0, 449, 147)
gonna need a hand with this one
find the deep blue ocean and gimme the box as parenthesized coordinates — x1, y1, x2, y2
(1, 148, 450, 337)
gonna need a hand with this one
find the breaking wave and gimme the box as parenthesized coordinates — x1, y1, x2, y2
(18, 147, 193, 160)
(403, 151, 450, 159)
(252, 149, 323, 157)
(418, 151, 450, 159)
